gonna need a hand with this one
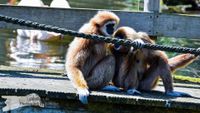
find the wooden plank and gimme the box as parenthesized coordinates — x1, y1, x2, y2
(144, 0, 160, 12)
(0, 65, 200, 112)
(0, 5, 154, 35)
(155, 13, 200, 38)
(0, 98, 198, 113)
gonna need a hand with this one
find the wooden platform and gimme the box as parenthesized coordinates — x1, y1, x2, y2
(0, 65, 200, 113)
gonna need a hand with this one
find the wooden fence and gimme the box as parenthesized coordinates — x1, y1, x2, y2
(0, 0, 200, 39)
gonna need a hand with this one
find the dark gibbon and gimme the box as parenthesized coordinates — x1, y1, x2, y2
(109, 26, 197, 96)
(65, 11, 120, 104)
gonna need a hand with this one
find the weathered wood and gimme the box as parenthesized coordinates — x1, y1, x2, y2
(0, 5, 154, 35)
(0, 65, 200, 112)
(1, 5, 200, 38)
(0, 98, 199, 113)
(144, 0, 160, 12)
(155, 13, 200, 38)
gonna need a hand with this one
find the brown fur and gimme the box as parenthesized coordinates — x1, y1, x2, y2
(90, 11, 119, 27)
(169, 53, 197, 72)
(111, 26, 197, 93)
(7, 0, 16, 5)
(65, 11, 119, 92)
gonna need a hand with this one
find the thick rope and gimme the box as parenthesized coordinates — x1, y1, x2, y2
(0, 14, 200, 55)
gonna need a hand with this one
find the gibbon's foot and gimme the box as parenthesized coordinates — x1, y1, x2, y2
(127, 89, 141, 95)
(77, 88, 90, 104)
(102, 85, 121, 92)
(166, 91, 191, 97)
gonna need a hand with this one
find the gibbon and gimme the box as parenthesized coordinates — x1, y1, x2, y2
(65, 11, 120, 104)
(110, 26, 197, 96)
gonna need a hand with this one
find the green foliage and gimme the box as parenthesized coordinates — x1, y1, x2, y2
(157, 37, 200, 78)
(157, 37, 190, 57)
(174, 74, 200, 84)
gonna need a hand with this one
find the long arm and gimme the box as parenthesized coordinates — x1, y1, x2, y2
(152, 53, 191, 97)
(65, 40, 90, 104)
(168, 53, 197, 72)
(125, 62, 141, 95)
(66, 65, 89, 104)
(138, 51, 172, 92)
(66, 66, 88, 90)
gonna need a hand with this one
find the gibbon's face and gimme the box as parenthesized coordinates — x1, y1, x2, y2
(100, 20, 117, 36)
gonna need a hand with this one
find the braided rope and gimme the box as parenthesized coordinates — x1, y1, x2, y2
(0, 14, 200, 55)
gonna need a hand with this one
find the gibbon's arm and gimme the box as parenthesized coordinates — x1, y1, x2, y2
(67, 65, 89, 104)
(168, 53, 197, 72)
(66, 41, 90, 104)
(151, 52, 191, 97)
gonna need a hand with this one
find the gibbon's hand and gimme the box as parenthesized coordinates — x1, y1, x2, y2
(129, 39, 144, 52)
(166, 91, 191, 97)
(196, 47, 200, 56)
(127, 89, 141, 95)
(77, 88, 90, 104)
(102, 85, 121, 92)
(134, 38, 144, 44)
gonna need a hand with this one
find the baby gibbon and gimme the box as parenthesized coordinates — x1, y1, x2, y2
(110, 26, 197, 96)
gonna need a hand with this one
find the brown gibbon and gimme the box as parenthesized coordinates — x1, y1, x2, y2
(65, 11, 120, 104)
(109, 26, 197, 96)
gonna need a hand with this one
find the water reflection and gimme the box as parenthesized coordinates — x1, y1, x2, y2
(0, 0, 141, 71)
(0, 0, 141, 11)
(0, 0, 199, 77)
(8, 35, 67, 69)
(2, 0, 71, 70)
(68, 0, 139, 11)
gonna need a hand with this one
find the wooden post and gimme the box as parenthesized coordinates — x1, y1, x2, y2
(144, 0, 160, 12)
(144, 0, 160, 40)
(144, 0, 160, 39)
